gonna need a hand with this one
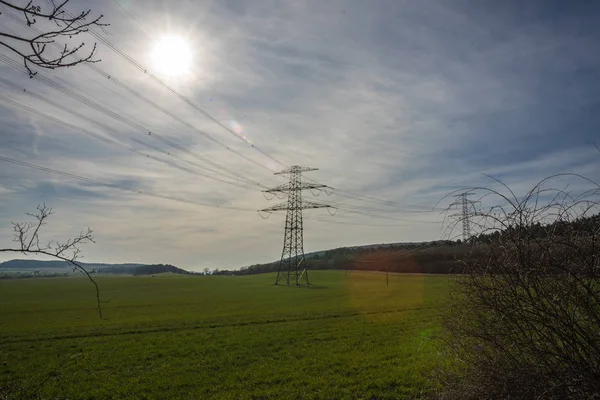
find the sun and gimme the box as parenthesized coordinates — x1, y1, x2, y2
(150, 35, 193, 77)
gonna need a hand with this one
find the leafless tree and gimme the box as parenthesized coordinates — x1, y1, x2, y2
(0, 204, 102, 317)
(436, 174, 600, 399)
(0, 0, 106, 76)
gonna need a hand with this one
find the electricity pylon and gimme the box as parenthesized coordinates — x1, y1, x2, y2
(450, 192, 477, 241)
(260, 166, 332, 286)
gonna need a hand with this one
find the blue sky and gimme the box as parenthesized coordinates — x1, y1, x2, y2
(1, 0, 599, 270)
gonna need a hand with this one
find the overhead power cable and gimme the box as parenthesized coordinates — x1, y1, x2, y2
(49, 1, 288, 169)
(303, 217, 415, 227)
(329, 188, 445, 211)
(84, 63, 272, 174)
(314, 197, 441, 214)
(109, 0, 284, 147)
(7, 4, 433, 210)
(0, 92, 258, 191)
(4, 3, 444, 221)
(299, 179, 444, 214)
(334, 208, 442, 224)
(0, 7, 275, 187)
(0, 53, 267, 189)
(110, 0, 151, 37)
(0, 156, 255, 212)
(0, 72, 258, 189)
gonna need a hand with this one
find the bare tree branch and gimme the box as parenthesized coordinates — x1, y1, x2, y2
(0, 0, 107, 76)
(0, 204, 102, 318)
(438, 174, 600, 399)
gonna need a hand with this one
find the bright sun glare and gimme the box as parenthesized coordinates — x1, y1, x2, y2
(151, 35, 192, 77)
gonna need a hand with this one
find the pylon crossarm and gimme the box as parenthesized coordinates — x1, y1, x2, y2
(263, 183, 328, 193)
(301, 201, 333, 210)
(259, 202, 289, 212)
(274, 165, 319, 175)
(260, 202, 333, 212)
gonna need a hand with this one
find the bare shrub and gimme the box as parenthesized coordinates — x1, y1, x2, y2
(438, 174, 600, 399)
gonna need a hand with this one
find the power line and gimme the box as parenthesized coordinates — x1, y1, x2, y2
(303, 216, 415, 227)
(0, 53, 267, 189)
(269, 180, 445, 221)
(109, 0, 284, 147)
(314, 197, 442, 215)
(301, 177, 447, 214)
(0, 6, 277, 187)
(50, 1, 288, 169)
(0, 156, 256, 212)
(0, 71, 257, 188)
(3, 3, 451, 226)
(5, 3, 446, 216)
(258, 177, 444, 224)
(56, 2, 482, 220)
(110, 0, 151, 37)
(0, 91, 258, 191)
(329, 188, 444, 211)
(0, 53, 443, 225)
(83, 63, 273, 174)
(295, 196, 444, 222)
(334, 208, 442, 224)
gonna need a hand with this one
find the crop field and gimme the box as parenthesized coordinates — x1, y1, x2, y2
(0, 271, 451, 399)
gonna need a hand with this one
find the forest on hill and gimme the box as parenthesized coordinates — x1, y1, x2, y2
(215, 240, 471, 276)
(215, 212, 600, 276)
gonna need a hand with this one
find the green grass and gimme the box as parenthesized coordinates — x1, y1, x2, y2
(0, 271, 451, 399)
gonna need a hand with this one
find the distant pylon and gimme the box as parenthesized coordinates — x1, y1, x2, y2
(451, 192, 477, 241)
(260, 166, 333, 286)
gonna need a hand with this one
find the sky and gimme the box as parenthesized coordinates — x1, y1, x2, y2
(1, 0, 599, 270)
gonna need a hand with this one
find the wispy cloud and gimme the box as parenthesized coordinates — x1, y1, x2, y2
(1, 0, 599, 269)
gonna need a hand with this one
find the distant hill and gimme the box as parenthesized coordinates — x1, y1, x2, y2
(0, 259, 144, 270)
(303, 241, 422, 259)
(0, 259, 75, 269)
(0, 260, 193, 276)
(133, 264, 192, 276)
(227, 213, 600, 276)
(214, 240, 467, 276)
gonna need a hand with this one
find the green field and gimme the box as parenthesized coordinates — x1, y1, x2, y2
(0, 271, 450, 399)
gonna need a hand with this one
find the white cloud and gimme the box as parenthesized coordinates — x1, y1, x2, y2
(0, 0, 598, 269)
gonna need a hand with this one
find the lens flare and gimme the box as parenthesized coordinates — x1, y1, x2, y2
(229, 120, 243, 135)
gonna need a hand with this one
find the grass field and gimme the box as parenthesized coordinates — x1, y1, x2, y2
(0, 271, 451, 399)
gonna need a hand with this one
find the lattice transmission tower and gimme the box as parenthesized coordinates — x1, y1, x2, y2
(450, 192, 477, 241)
(260, 166, 333, 286)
